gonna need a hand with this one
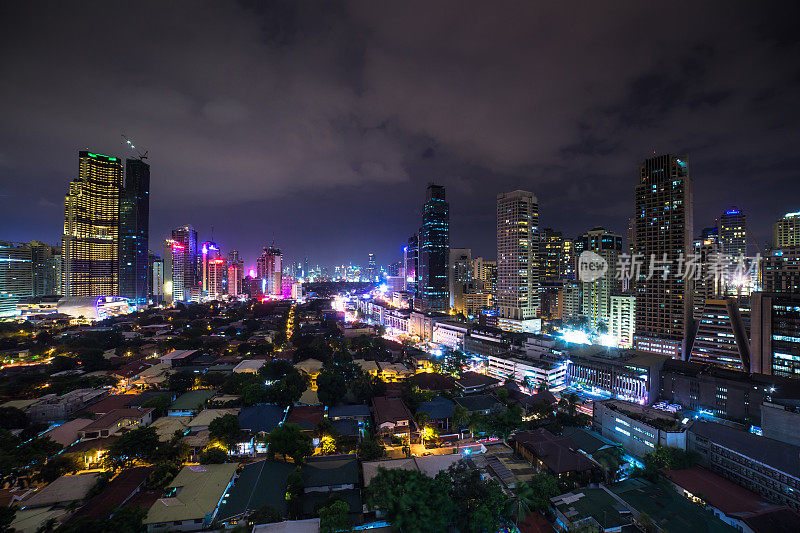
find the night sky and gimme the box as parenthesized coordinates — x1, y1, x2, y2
(1, 1, 799, 270)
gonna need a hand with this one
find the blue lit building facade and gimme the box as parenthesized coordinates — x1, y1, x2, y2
(119, 158, 150, 303)
(416, 184, 449, 313)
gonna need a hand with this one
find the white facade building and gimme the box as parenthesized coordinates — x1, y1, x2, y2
(610, 295, 636, 348)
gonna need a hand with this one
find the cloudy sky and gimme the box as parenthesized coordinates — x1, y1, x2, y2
(1, 1, 798, 270)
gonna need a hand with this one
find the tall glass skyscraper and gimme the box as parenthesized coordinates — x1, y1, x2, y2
(633, 154, 693, 359)
(416, 184, 449, 313)
(170, 225, 199, 302)
(62, 151, 123, 297)
(119, 158, 150, 303)
(256, 245, 282, 296)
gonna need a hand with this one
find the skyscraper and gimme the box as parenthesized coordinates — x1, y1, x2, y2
(578, 227, 622, 329)
(62, 151, 123, 297)
(692, 227, 723, 319)
(404, 234, 418, 293)
(170, 225, 199, 302)
(30, 241, 61, 296)
(201, 242, 225, 298)
(119, 158, 150, 303)
(0, 241, 33, 317)
(416, 184, 449, 313)
(718, 207, 753, 295)
(227, 250, 244, 296)
(366, 253, 376, 282)
(496, 190, 539, 325)
(773, 211, 800, 247)
(448, 247, 472, 313)
(148, 252, 164, 304)
(633, 154, 693, 359)
(257, 245, 282, 296)
(539, 228, 563, 283)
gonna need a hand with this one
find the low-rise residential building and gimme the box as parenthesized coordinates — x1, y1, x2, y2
(188, 408, 240, 431)
(511, 429, 600, 487)
(687, 420, 800, 511)
(160, 349, 200, 368)
(454, 371, 500, 394)
(215, 460, 297, 528)
(416, 396, 455, 431)
(77, 407, 153, 441)
(168, 389, 216, 417)
(377, 361, 413, 382)
(593, 399, 687, 458)
(453, 394, 504, 416)
(144, 463, 239, 532)
(232, 359, 265, 374)
(372, 396, 414, 438)
(27, 388, 109, 422)
(550, 486, 632, 532)
(301, 455, 362, 519)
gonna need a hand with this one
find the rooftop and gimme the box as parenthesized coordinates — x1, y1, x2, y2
(454, 393, 503, 413)
(328, 404, 371, 419)
(69, 467, 152, 521)
(41, 418, 93, 447)
(216, 460, 296, 522)
(417, 396, 455, 420)
(689, 420, 800, 479)
(302, 454, 359, 488)
(161, 349, 198, 361)
(551, 487, 631, 529)
(512, 429, 597, 474)
(372, 396, 413, 425)
(610, 478, 736, 533)
(24, 473, 100, 508)
(408, 372, 456, 391)
(662, 466, 779, 517)
(144, 463, 239, 525)
(285, 405, 325, 431)
(238, 404, 286, 433)
(362, 454, 464, 486)
(169, 389, 216, 411)
(80, 407, 153, 432)
(189, 408, 240, 428)
(455, 371, 500, 390)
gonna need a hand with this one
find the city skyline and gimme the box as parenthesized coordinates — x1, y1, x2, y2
(2, 2, 800, 266)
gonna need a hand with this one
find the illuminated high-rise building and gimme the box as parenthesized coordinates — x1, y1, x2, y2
(692, 227, 723, 319)
(579, 227, 622, 329)
(170, 225, 199, 302)
(119, 158, 150, 303)
(448, 248, 472, 312)
(227, 250, 244, 296)
(0, 241, 33, 317)
(561, 238, 575, 281)
(257, 245, 282, 296)
(539, 228, 563, 283)
(148, 252, 164, 304)
(366, 253, 376, 282)
(633, 154, 693, 359)
(416, 184, 449, 313)
(201, 242, 225, 298)
(404, 234, 418, 293)
(62, 151, 123, 297)
(718, 208, 753, 295)
(30, 241, 61, 296)
(496, 190, 539, 325)
(773, 211, 800, 248)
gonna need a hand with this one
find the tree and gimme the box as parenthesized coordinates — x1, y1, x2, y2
(286, 468, 305, 519)
(209, 414, 240, 450)
(317, 369, 347, 407)
(265, 423, 313, 464)
(523, 473, 560, 513)
(453, 405, 471, 432)
(594, 446, 624, 483)
(0, 505, 16, 533)
(321, 435, 337, 455)
(249, 504, 282, 525)
(105, 426, 160, 468)
(0, 407, 29, 430)
(39, 455, 78, 482)
(444, 460, 511, 533)
(319, 499, 351, 533)
(168, 371, 195, 393)
(366, 468, 455, 532)
(356, 437, 385, 461)
(200, 447, 228, 464)
(142, 394, 171, 418)
(495, 387, 510, 404)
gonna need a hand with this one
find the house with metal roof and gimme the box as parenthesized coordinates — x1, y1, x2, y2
(144, 463, 238, 532)
(416, 396, 455, 430)
(215, 460, 296, 528)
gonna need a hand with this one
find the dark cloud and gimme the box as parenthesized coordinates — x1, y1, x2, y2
(1, 0, 799, 268)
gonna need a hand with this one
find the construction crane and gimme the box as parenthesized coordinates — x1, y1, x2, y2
(121, 134, 149, 160)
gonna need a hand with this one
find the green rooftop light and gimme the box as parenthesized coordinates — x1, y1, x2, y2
(87, 152, 117, 161)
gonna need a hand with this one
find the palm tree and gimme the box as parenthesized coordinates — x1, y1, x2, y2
(509, 481, 536, 525)
(594, 446, 624, 483)
(566, 392, 579, 417)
